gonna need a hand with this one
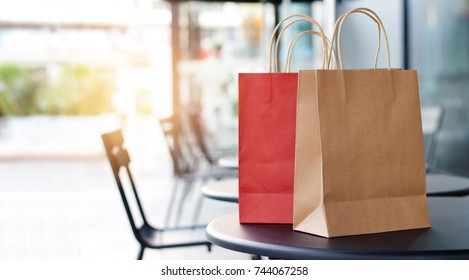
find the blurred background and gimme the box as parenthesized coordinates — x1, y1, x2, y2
(0, 0, 468, 259)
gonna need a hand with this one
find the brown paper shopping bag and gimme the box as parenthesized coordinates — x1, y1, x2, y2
(293, 8, 431, 237)
(239, 15, 330, 224)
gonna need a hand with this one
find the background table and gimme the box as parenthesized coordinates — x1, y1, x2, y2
(201, 179, 238, 203)
(218, 156, 238, 169)
(201, 174, 469, 202)
(206, 197, 469, 259)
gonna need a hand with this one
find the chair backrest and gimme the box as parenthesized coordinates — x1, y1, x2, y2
(102, 130, 150, 242)
(159, 116, 200, 176)
(421, 106, 444, 168)
(188, 112, 217, 165)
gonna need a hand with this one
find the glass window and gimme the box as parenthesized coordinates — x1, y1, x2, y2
(409, 0, 469, 175)
(176, 1, 325, 148)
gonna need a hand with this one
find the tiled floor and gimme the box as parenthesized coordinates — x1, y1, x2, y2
(0, 116, 247, 260)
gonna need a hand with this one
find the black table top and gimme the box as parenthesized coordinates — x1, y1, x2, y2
(426, 173, 469, 196)
(206, 197, 469, 259)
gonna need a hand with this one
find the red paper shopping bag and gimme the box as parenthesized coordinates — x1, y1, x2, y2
(238, 15, 330, 224)
(239, 72, 297, 224)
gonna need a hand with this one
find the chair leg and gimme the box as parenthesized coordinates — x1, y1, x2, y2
(165, 179, 181, 227)
(137, 246, 145, 260)
(191, 192, 204, 227)
(175, 179, 193, 226)
(191, 179, 208, 227)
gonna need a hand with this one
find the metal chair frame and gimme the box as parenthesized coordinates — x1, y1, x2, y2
(159, 116, 237, 226)
(102, 130, 211, 260)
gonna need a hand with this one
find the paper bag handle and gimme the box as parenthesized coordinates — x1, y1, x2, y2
(269, 14, 328, 73)
(328, 8, 391, 70)
(273, 17, 329, 71)
(285, 30, 338, 72)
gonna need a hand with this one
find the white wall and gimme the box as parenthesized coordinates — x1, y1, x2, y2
(336, 0, 404, 69)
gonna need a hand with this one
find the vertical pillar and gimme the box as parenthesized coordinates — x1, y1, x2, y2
(171, 0, 181, 116)
(323, 0, 337, 36)
(403, 0, 409, 70)
(273, 1, 280, 26)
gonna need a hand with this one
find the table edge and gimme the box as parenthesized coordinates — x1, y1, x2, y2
(206, 213, 469, 260)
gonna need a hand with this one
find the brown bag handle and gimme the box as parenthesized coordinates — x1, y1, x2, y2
(285, 30, 337, 72)
(269, 14, 328, 72)
(327, 8, 391, 70)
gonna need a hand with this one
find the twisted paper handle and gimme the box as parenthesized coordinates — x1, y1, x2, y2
(268, 14, 328, 72)
(285, 30, 337, 72)
(327, 8, 391, 70)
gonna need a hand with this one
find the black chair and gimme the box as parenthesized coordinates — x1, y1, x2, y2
(159, 116, 237, 226)
(102, 130, 211, 260)
(187, 111, 237, 167)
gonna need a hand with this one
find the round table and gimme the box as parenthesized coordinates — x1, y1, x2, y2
(201, 179, 238, 203)
(426, 173, 469, 196)
(218, 156, 238, 169)
(206, 197, 469, 259)
(201, 174, 469, 203)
